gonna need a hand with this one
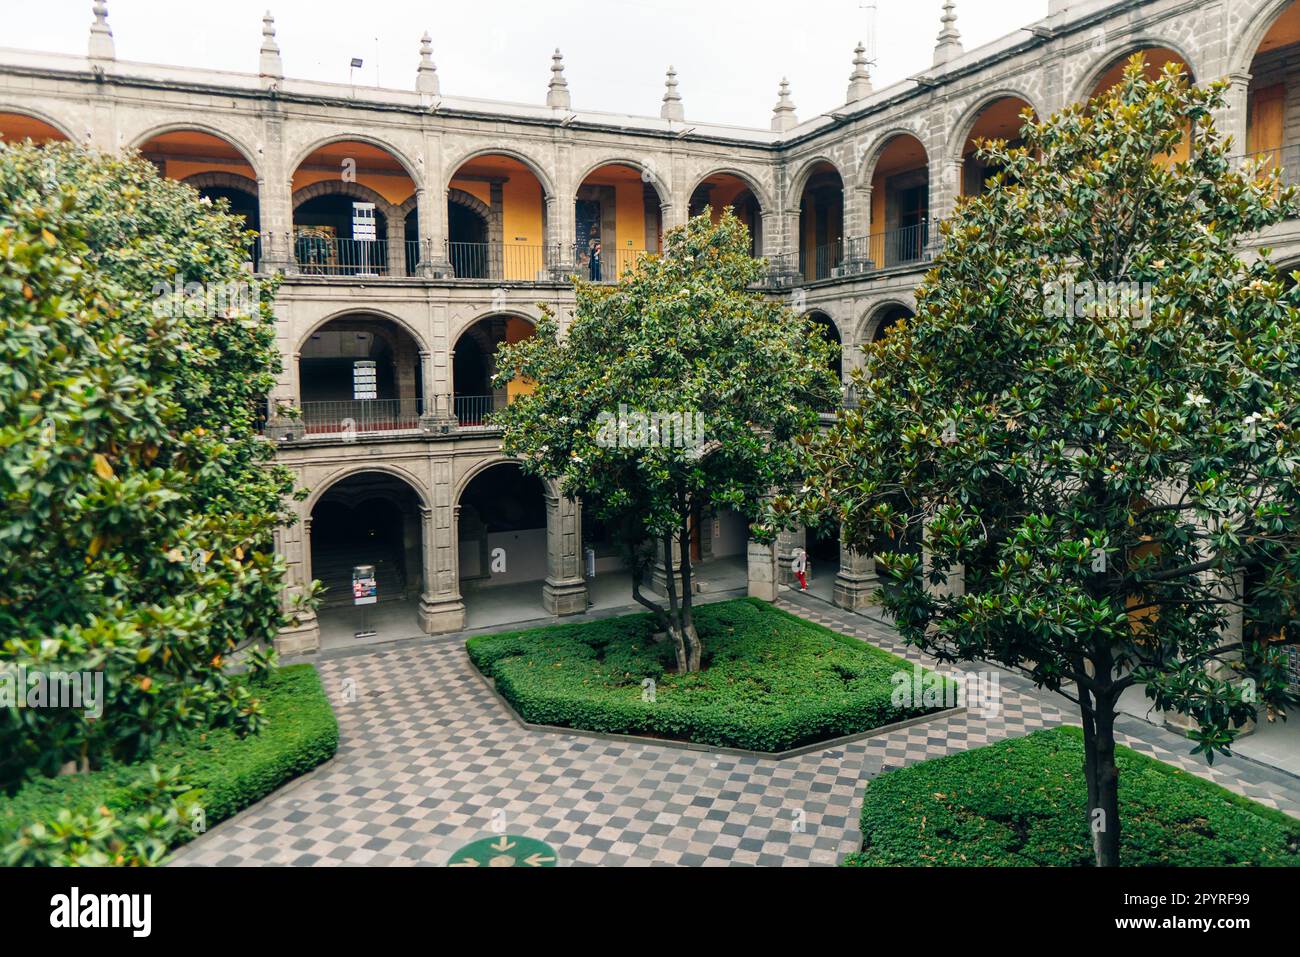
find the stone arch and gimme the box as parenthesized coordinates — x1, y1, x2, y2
(295, 307, 430, 357)
(1231, 0, 1298, 75)
(859, 297, 917, 343)
(788, 155, 847, 208)
(304, 463, 431, 514)
(573, 156, 672, 207)
(857, 128, 931, 190)
(450, 308, 539, 351)
(448, 187, 491, 221)
(803, 308, 844, 343)
(292, 179, 396, 218)
(444, 146, 556, 199)
(127, 121, 264, 181)
(181, 170, 260, 195)
(454, 454, 558, 502)
(1072, 39, 1200, 107)
(946, 89, 1043, 167)
(288, 133, 423, 192)
(0, 104, 76, 142)
(687, 167, 773, 217)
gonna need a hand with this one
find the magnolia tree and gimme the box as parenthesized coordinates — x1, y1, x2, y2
(493, 211, 839, 672)
(0, 142, 300, 789)
(793, 60, 1300, 866)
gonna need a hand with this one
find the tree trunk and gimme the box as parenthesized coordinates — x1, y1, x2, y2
(661, 532, 690, 673)
(679, 513, 702, 672)
(1079, 684, 1121, 866)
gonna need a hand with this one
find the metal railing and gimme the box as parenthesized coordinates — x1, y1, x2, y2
(447, 242, 554, 280)
(289, 399, 424, 437)
(802, 240, 845, 282)
(453, 394, 508, 428)
(580, 247, 654, 283)
(866, 221, 930, 270)
(293, 236, 392, 276)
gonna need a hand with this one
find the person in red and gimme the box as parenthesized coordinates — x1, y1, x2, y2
(791, 546, 809, 591)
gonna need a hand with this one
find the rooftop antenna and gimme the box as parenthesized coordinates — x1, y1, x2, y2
(858, 1, 879, 71)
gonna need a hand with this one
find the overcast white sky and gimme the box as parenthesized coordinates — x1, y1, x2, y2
(11, 0, 1048, 128)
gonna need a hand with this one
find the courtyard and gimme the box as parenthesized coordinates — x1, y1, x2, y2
(171, 593, 1300, 867)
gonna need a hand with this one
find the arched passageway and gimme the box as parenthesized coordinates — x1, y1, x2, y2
(868, 135, 929, 268)
(798, 162, 845, 281)
(297, 314, 425, 435)
(805, 311, 842, 409)
(137, 129, 261, 266)
(447, 154, 549, 280)
(689, 172, 764, 255)
(958, 97, 1034, 198)
(575, 163, 664, 282)
(0, 111, 69, 144)
(458, 463, 550, 627)
(451, 315, 536, 426)
(292, 140, 419, 276)
(1246, 2, 1300, 189)
(309, 471, 425, 646)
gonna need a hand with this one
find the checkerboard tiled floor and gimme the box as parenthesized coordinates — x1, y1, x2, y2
(170, 593, 1299, 867)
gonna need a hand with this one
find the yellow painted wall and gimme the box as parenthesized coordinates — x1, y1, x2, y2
(505, 317, 536, 400)
(614, 178, 647, 255)
(1249, 83, 1287, 155)
(161, 157, 257, 182)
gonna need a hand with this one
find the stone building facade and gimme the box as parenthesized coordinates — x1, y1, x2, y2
(3, 0, 1300, 654)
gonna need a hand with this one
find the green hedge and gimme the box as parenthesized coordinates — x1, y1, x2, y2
(0, 664, 338, 860)
(843, 726, 1300, 866)
(467, 597, 953, 752)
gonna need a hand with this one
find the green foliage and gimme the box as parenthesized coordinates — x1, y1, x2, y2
(495, 210, 837, 542)
(797, 60, 1300, 753)
(492, 211, 839, 670)
(467, 598, 952, 752)
(0, 141, 305, 789)
(0, 665, 338, 865)
(842, 727, 1300, 866)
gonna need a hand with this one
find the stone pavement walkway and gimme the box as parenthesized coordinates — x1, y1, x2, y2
(171, 593, 1299, 867)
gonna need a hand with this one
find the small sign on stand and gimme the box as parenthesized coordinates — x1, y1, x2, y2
(352, 564, 378, 639)
(352, 202, 377, 277)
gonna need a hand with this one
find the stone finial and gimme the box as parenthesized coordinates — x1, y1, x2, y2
(416, 31, 439, 95)
(259, 10, 283, 80)
(89, 1, 115, 61)
(771, 77, 797, 133)
(933, 0, 963, 66)
(661, 65, 684, 122)
(547, 48, 571, 109)
(846, 41, 872, 102)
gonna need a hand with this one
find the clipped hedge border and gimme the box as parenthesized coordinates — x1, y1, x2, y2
(468, 597, 958, 754)
(0, 664, 338, 855)
(843, 726, 1300, 867)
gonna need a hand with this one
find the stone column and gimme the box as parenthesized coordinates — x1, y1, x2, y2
(418, 458, 465, 632)
(834, 540, 880, 612)
(747, 537, 779, 601)
(420, 129, 453, 277)
(1220, 71, 1252, 158)
(274, 512, 320, 654)
(845, 184, 873, 267)
(393, 335, 419, 418)
(543, 491, 588, 614)
(257, 107, 294, 274)
(776, 525, 804, 586)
